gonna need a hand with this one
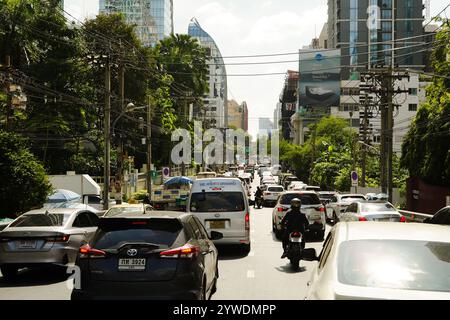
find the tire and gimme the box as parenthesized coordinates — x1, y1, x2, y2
(0, 265, 19, 280)
(289, 258, 300, 270)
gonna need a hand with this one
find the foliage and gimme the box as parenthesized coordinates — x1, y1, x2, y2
(0, 130, 52, 218)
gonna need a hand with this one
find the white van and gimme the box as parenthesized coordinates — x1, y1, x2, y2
(187, 178, 251, 253)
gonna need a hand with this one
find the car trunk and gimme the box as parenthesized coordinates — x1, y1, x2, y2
(0, 228, 68, 252)
(364, 213, 402, 222)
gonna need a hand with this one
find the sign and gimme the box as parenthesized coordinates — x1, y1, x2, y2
(351, 171, 358, 187)
(162, 167, 170, 179)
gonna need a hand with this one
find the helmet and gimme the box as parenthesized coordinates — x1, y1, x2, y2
(291, 198, 301, 209)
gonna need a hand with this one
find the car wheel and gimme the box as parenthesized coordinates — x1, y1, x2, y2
(0, 265, 19, 280)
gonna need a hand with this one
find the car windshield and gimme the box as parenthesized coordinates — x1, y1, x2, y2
(105, 207, 143, 217)
(268, 187, 284, 192)
(280, 194, 321, 205)
(361, 203, 397, 212)
(9, 214, 70, 227)
(190, 192, 245, 212)
(338, 240, 450, 292)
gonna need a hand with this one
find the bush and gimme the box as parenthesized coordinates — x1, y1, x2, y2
(0, 131, 52, 218)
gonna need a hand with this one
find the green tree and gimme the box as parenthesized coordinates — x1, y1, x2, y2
(0, 130, 52, 218)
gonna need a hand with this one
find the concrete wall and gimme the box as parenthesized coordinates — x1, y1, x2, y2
(407, 177, 450, 214)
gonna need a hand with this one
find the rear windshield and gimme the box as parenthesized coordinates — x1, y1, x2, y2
(9, 214, 70, 227)
(190, 192, 245, 213)
(342, 196, 366, 202)
(361, 203, 397, 212)
(105, 206, 143, 217)
(338, 240, 450, 292)
(93, 219, 182, 249)
(280, 194, 321, 205)
(268, 187, 284, 192)
(319, 194, 335, 199)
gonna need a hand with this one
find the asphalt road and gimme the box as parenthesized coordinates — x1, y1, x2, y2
(0, 174, 328, 300)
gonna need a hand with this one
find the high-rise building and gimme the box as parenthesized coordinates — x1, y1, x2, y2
(99, 0, 173, 47)
(227, 100, 248, 132)
(328, 0, 426, 79)
(188, 18, 228, 129)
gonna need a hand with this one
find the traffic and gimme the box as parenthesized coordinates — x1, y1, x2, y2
(0, 164, 449, 300)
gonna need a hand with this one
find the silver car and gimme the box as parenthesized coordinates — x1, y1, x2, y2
(341, 201, 406, 222)
(0, 205, 99, 279)
(326, 194, 367, 223)
(305, 222, 450, 300)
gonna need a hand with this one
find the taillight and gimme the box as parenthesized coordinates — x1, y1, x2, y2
(315, 206, 325, 212)
(79, 245, 106, 259)
(290, 231, 301, 238)
(277, 207, 284, 212)
(245, 213, 250, 230)
(358, 217, 368, 222)
(400, 216, 407, 223)
(264, 192, 271, 196)
(49, 235, 71, 242)
(160, 244, 200, 259)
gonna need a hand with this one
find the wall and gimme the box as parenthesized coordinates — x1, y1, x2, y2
(407, 177, 450, 214)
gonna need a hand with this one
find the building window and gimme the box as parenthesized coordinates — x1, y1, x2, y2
(409, 88, 417, 95)
(408, 104, 418, 112)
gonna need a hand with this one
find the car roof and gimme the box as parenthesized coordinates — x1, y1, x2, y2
(336, 222, 450, 243)
(283, 191, 317, 195)
(267, 184, 283, 188)
(101, 211, 192, 220)
(22, 207, 86, 215)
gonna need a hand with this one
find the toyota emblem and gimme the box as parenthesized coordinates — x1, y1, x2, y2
(127, 249, 138, 257)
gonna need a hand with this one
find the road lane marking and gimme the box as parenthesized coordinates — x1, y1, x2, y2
(247, 270, 255, 278)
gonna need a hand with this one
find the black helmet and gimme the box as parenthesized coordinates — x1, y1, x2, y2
(291, 198, 301, 208)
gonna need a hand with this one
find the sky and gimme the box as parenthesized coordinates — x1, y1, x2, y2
(64, 0, 449, 137)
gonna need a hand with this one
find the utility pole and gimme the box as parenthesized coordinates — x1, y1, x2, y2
(146, 95, 152, 198)
(103, 57, 111, 211)
(117, 63, 125, 205)
(361, 93, 370, 188)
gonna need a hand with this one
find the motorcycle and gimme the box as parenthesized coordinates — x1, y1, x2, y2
(255, 196, 263, 209)
(286, 231, 304, 269)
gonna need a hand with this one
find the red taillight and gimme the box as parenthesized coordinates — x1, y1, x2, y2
(358, 217, 368, 222)
(79, 245, 106, 258)
(132, 221, 148, 225)
(277, 207, 284, 212)
(315, 206, 325, 212)
(400, 216, 407, 223)
(160, 244, 200, 259)
(51, 234, 71, 242)
(264, 192, 271, 196)
(290, 231, 301, 238)
(245, 213, 250, 230)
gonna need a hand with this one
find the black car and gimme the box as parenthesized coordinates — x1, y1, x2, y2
(424, 206, 450, 225)
(71, 212, 222, 300)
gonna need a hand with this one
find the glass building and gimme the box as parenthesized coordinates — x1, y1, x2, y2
(188, 18, 228, 129)
(99, 0, 173, 47)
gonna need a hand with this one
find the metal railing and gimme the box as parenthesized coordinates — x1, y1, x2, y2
(399, 210, 433, 223)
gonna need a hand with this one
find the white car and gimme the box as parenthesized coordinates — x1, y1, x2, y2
(326, 194, 367, 223)
(341, 201, 406, 222)
(304, 186, 321, 192)
(272, 191, 326, 240)
(288, 182, 307, 191)
(261, 176, 277, 185)
(271, 165, 282, 176)
(305, 222, 450, 300)
(262, 185, 284, 206)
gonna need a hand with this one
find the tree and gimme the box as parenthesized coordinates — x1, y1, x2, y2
(401, 22, 450, 186)
(0, 130, 52, 218)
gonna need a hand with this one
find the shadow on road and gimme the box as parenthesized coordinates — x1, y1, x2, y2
(275, 264, 307, 274)
(0, 266, 69, 288)
(217, 245, 249, 261)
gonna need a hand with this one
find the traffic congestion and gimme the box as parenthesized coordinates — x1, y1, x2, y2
(1, 163, 449, 300)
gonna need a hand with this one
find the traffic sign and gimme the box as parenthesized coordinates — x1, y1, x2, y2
(351, 171, 358, 187)
(162, 167, 170, 179)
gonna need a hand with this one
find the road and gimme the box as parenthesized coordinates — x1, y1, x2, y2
(0, 174, 328, 300)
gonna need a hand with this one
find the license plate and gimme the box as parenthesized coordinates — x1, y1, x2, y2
(18, 240, 37, 249)
(118, 258, 146, 271)
(209, 220, 226, 229)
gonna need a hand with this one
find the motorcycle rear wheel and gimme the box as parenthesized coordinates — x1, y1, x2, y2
(289, 258, 300, 270)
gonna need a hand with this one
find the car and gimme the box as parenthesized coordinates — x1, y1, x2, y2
(318, 192, 338, 206)
(261, 176, 277, 185)
(305, 222, 450, 300)
(103, 204, 154, 217)
(0, 205, 100, 279)
(283, 176, 301, 189)
(197, 172, 217, 179)
(272, 191, 326, 240)
(304, 186, 321, 192)
(271, 165, 282, 176)
(187, 178, 251, 253)
(326, 194, 367, 224)
(263, 185, 285, 207)
(340, 201, 406, 222)
(71, 211, 222, 300)
(424, 206, 450, 225)
(288, 181, 307, 191)
(258, 166, 270, 178)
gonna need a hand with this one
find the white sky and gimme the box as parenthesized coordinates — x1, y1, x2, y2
(64, 0, 449, 137)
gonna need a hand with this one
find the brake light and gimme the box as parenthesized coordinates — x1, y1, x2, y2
(358, 217, 368, 221)
(79, 245, 106, 258)
(277, 207, 284, 212)
(400, 216, 407, 223)
(132, 221, 148, 225)
(290, 231, 301, 237)
(160, 244, 200, 259)
(264, 192, 271, 196)
(49, 234, 71, 242)
(315, 207, 325, 212)
(245, 213, 250, 230)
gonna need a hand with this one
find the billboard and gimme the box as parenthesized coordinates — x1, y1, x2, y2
(298, 49, 341, 109)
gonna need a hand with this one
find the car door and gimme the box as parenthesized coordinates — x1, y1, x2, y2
(193, 216, 217, 288)
(187, 218, 213, 286)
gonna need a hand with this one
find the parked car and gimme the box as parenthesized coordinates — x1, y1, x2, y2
(0, 205, 100, 279)
(424, 206, 450, 225)
(326, 194, 367, 224)
(103, 204, 154, 217)
(71, 212, 222, 300)
(263, 185, 285, 207)
(341, 201, 406, 222)
(305, 222, 450, 300)
(272, 191, 326, 240)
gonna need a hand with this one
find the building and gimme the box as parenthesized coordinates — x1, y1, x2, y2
(99, 0, 173, 47)
(277, 70, 299, 141)
(318, 23, 329, 49)
(188, 18, 228, 129)
(227, 100, 248, 132)
(327, 0, 426, 80)
(242, 102, 249, 132)
(259, 118, 274, 135)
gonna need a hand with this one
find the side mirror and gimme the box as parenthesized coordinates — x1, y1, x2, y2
(302, 248, 319, 262)
(209, 231, 223, 240)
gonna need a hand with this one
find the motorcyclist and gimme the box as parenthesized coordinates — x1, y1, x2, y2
(280, 198, 309, 258)
(254, 186, 263, 208)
